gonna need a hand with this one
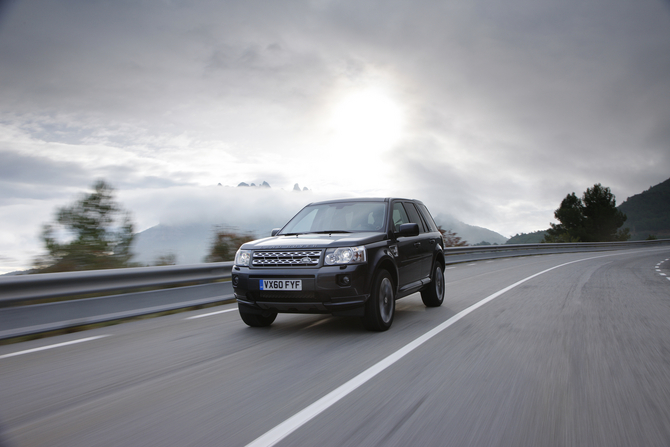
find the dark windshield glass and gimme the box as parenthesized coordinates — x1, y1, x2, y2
(280, 202, 387, 234)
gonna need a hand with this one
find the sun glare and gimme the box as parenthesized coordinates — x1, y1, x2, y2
(329, 89, 404, 155)
(309, 87, 406, 191)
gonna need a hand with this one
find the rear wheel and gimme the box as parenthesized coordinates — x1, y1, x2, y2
(421, 263, 445, 307)
(239, 307, 277, 327)
(363, 269, 395, 331)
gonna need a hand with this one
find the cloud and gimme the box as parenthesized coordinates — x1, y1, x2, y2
(120, 185, 347, 232)
(0, 0, 669, 270)
(0, 150, 89, 193)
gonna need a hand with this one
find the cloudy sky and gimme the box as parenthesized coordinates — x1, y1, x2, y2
(1, 0, 669, 273)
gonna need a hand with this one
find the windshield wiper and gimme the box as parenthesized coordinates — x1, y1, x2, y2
(280, 230, 351, 236)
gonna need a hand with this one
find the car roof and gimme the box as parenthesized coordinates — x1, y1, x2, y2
(305, 197, 424, 206)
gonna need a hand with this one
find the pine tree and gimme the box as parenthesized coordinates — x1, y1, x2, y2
(543, 184, 629, 242)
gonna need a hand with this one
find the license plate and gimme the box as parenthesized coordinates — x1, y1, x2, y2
(260, 279, 302, 291)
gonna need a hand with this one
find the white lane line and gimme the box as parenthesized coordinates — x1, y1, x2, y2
(245, 253, 620, 447)
(445, 267, 456, 270)
(185, 308, 237, 320)
(0, 335, 110, 360)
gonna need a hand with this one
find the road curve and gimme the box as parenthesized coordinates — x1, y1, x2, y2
(1, 247, 670, 447)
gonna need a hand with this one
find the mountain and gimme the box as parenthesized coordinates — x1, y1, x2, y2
(132, 214, 508, 265)
(618, 177, 670, 239)
(133, 221, 284, 266)
(433, 214, 508, 245)
(132, 224, 215, 265)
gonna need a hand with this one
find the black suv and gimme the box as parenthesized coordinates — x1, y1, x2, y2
(232, 198, 445, 331)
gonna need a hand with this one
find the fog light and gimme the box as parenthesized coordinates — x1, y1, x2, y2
(232, 275, 240, 287)
(337, 274, 351, 286)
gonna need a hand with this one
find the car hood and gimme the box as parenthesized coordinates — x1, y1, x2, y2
(241, 232, 387, 250)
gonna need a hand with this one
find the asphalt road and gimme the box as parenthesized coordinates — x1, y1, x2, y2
(1, 247, 670, 447)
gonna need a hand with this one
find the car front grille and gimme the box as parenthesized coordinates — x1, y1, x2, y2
(252, 250, 322, 267)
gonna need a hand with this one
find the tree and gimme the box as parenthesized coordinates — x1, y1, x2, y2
(34, 180, 135, 272)
(438, 226, 468, 247)
(582, 184, 629, 241)
(205, 227, 256, 262)
(543, 183, 629, 243)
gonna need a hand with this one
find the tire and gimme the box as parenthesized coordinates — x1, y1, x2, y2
(362, 269, 395, 331)
(239, 307, 277, 327)
(421, 262, 445, 307)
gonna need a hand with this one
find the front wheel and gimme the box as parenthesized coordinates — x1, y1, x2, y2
(239, 307, 277, 327)
(362, 269, 395, 331)
(421, 263, 445, 307)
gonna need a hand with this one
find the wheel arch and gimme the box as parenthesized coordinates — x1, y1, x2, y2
(370, 256, 398, 295)
(434, 250, 446, 271)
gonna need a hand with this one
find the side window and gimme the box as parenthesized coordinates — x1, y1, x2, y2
(417, 203, 439, 233)
(392, 202, 410, 232)
(404, 202, 428, 233)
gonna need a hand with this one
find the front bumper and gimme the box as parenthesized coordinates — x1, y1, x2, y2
(232, 263, 370, 317)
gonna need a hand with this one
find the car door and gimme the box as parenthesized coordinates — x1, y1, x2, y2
(403, 201, 435, 281)
(390, 201, 423, 288)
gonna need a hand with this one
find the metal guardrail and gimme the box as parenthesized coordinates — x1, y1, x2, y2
(444, 239, 670, 257)
(2, 239, 669, 306)
(0, 262, 233, 306)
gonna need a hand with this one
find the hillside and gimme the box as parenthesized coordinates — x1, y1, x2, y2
(618, 177, 670, 239)
(506, 230, 547, 244)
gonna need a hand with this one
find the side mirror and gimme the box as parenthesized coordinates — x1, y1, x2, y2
(271, 228, 281, 236)
(397, 223, 420, 237)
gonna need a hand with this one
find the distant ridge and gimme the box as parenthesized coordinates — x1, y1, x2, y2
(433, 214, 508, 245)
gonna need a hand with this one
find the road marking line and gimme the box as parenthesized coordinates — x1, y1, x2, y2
(245, 252, 627, 447)
(445, 267, 456, 270)
(0, 335, 110, 360)
(186, 308, 237, 320)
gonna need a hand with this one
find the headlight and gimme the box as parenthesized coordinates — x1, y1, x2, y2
(324, 246, 366, 265)
(235, 249, 251, 266)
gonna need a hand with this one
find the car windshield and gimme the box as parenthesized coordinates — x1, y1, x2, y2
(280, 202, 387, 235)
